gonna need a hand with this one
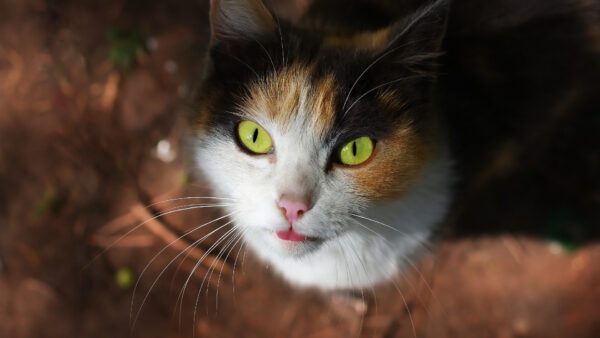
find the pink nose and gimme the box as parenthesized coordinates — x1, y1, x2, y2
(278, 199, 308, 225)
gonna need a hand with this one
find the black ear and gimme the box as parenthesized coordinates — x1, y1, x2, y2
(210, 0, 276, 43)
(383, 0, 449, 71)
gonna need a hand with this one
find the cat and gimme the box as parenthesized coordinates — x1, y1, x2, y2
(191, 0, 452, 290)
(191, 0, 600, 290)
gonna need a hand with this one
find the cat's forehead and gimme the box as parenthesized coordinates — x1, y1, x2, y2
(236, 53, 414, 144)
(241, 62, 337, 141)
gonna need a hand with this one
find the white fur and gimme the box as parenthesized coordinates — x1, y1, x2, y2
(194, 102, 453, 290)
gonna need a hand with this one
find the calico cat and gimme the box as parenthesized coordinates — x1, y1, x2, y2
(192, 0, 451, 290)
(191, 0, 600, 290)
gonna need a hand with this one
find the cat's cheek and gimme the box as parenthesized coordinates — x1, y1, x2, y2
(347, 130, 435, 200)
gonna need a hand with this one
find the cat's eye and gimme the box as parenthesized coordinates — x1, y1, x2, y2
(338, 136, 374, 166)
(237, 120, 273, 154)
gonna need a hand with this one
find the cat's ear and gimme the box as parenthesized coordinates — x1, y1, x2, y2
(383, 0, 449, 69)
(209, 0, 276, 43)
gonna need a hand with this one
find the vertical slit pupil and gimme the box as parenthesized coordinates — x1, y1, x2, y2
(352, 141, 357, 156)
(252, 128, 258, 143)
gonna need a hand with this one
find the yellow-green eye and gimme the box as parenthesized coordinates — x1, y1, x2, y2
(237, 120, 273, 154)
(339, 136, 374, 166)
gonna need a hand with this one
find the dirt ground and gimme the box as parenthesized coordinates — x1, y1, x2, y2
(0, 0, 599, 337)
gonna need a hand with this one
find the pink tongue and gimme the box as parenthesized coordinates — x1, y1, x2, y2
(276, 230, 306, 242)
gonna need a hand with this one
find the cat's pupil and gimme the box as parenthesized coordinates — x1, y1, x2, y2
(352, 141, 357, 156)
(252, 128, 258, 143)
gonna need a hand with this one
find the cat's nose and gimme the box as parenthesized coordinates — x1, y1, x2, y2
(278, 199, 309, 225)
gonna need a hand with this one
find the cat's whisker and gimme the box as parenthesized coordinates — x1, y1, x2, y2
(176, 225, 238, 329)
(342, 75, 423, 118)
(164, 206, 236, 290)
(241, 239, 250, 267)
(230, 236, 247, 301)
(396, 261, 434, 320)
(206, 232, 244, 320)
(157, 203, 233, 216)
(192, 229, 242, 338)
(347, 219, 419, 335)
(351, 218, 443, 322)
(203, 229, 240, 299)
(176, 227, 236, 331)
(376, 263, 417, 338)
(346, 234, 379, 316)
(350, 218, 435, 283)
(130, 216, 236, 331)
(401, 257, 449, 320)
(336, 240, 354, 289)
(214, 49, 260, 78)
(340, 237, 368, 338)
(88, 204, 233, 271)
(350, 213, 433, 251)
(214, 230, 245, 312)
(251, 36, 276, 75)
(342, 36, 435, 111)
(144, 196, 236, 209)
(350, 213, 410, 235)
(177, 226, 237, 316)
(386, 0, 447, 48)
(342, 45, 404, 110)
(130, 211, 235, 323)
(275, 16, 286, 67)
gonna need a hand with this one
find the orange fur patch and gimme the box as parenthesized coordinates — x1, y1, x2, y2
(324, 28, 390, 50)
(345, 120, 436, 200)
(242, 63, 337, 139)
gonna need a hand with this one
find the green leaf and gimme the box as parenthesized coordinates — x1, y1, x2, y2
(106, 27, 147, 73)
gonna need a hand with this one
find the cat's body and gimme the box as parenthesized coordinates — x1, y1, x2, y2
(192, 0, 600, 289)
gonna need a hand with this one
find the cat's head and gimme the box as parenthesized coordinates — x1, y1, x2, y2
(192, 0, 451, 287)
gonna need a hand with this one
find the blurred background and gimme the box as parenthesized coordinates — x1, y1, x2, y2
(0, 0, 599, 337)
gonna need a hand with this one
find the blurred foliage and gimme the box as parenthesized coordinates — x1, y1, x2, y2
(106, 27, 147, 73)
(545, 209, 583, 253)
(115, 267, 136, 290)
(32, 186, 64, 217)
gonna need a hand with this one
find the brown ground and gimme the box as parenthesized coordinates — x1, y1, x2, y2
(1, 1, 599, 337)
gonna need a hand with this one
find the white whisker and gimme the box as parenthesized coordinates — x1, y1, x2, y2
(252, 37, 276, 75)
(192, 229, 242, 337)
(130, 216, 236, 331)
(340, 237, 368, 338)
(214, 231, 245, 312)
(145, 196, 236, 209)
(130, 212, 234, 321)
(346, 235, 379, 315)
(275, 16, 286, 67)
(342, 45, 404, 110)
(88, 204, 233, 270)
(350, 213, 433, 251)
(176, 226, 238, 329)
(231, 235, 249, 301)
(342, 75, 422, 118)
(190, 227, 239, 337)
(214, 49, 260, 78)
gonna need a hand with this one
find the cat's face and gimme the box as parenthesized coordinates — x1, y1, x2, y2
(192, 0, 451, 288)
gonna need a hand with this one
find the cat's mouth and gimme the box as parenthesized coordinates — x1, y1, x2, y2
(276, 229, 306, 241)
(272, 228, 319, 243)
(264, 228, 325, 256)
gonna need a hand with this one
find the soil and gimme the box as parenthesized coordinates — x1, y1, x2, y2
(0, 1, 599, 337)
